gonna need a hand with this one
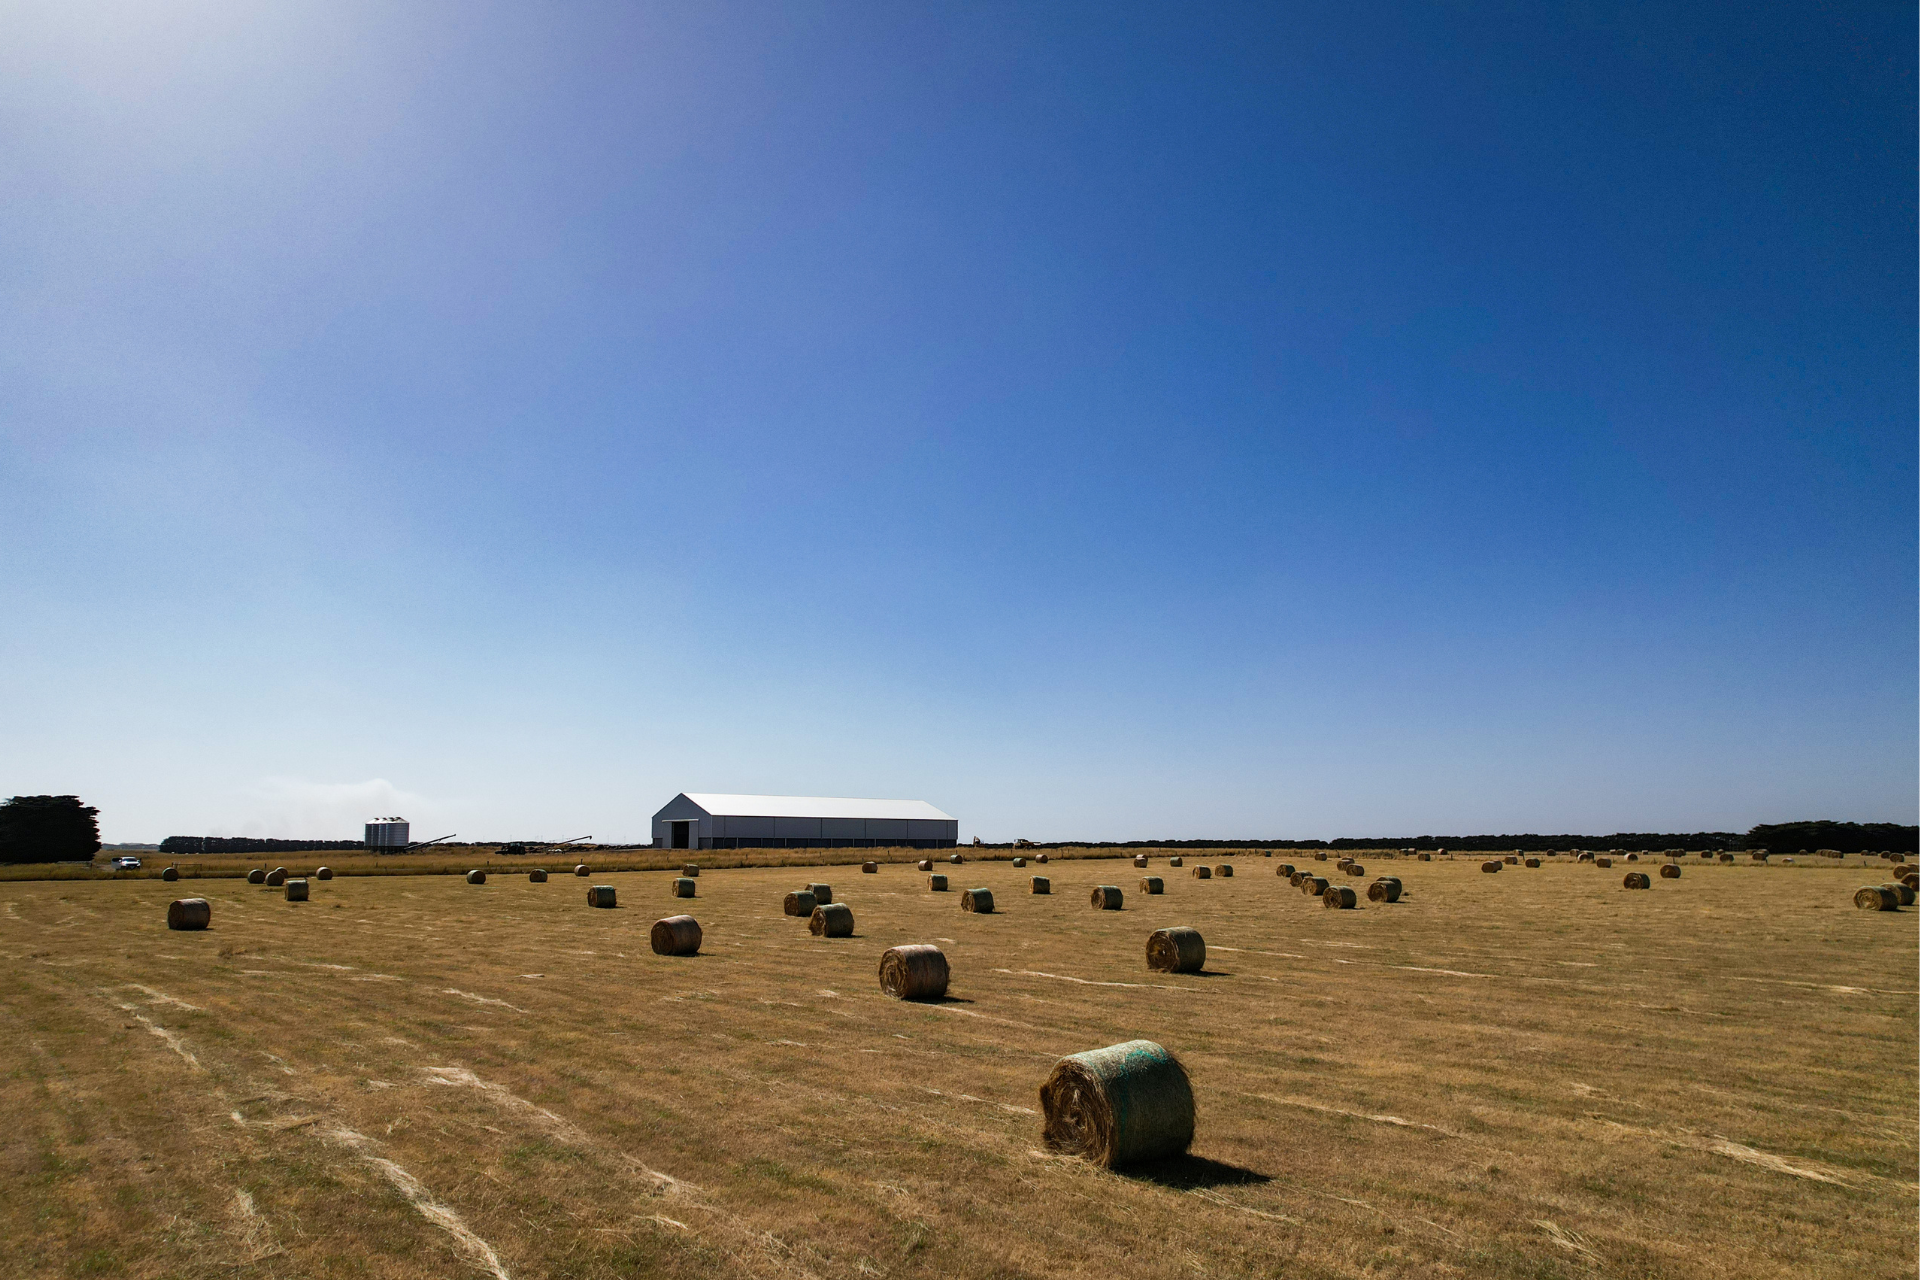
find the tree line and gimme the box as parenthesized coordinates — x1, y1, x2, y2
(159, 836, 367, 854)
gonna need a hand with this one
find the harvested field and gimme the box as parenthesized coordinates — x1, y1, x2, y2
(0, 854, 1914, 1279)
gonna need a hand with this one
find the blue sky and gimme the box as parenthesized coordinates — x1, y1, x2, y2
(3, 2, 1913, 843)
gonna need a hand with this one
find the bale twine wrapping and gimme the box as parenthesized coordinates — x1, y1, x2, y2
(1853, 886, 1896, 911)
(1215, 864, 1233, 878)
(917, 859, 933, 871)
(1302, 875, 1329, 895)
(246, 868, 265, 884)
(810, 902, 855, 936)
(807, 883, 834, 904)
(1191, 865, 1212, 880)
(671, 877, 696, 898)
(879, 944, 949, 1000)
(949, 854, 963, 864)
(1523, 858, 1540, 868)
(962, 887, 995, 913)
(1276, 863, 1296, 877)
(1323, 885, 1357, 909)
(285, 878, 309, 902)
(1039, 1040, 1194, 1168)
(1134, 855, 1149, 868)
(862, 861, 878, 873)
(316, 866, 333, 880)
(265, 868, 287, 887)
(1367, 879, 1401, 903)
(1012, 857, 1026, 867)
(1886, 881, 1917, 907)
(1168, 856, 1183, 867)
(575, 864, 590, 876)
(1031, 875, 1051, 894)
(929, 874, 949, 891)
(1140, 876, 1164, 894)
(529, 868, 548, 882)
(1481, 861, 1502, 873)
(682, 864, 700, 877)
(783, 890, 817, 916)
(1623, 872, 1651, 889)
(588, 884, 617, 908)
(1146, 926, 1205, 973)
(650, 914, 702, 955)
(1091, 884, 1124, 910)
(466, 869, 486, 885)
(161, 866, 179, 882)
(1660, 864, 1681, 879)
(167, 898, 211, 931)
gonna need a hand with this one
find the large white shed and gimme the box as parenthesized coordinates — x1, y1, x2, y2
(651, 793, 958, 851)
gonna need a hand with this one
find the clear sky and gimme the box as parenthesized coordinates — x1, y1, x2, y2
(3, 2, 1913, 844)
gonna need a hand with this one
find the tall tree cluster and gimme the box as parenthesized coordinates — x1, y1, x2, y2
(0, 795, 101, 864)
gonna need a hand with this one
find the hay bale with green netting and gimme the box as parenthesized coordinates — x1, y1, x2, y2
(588, 885, 617, 908)
(650, 915, 701, 955)
(1276, 863, 1296, 877)
(465, 869, 486, 885)
(1215, 864, 1233, 878)
(671, 877, 696, 898)
(1191, 865, 1212, 880)
(1012, 857, 1026, 867)
(929, 874, 949, 892)
(783, 890, 817, 916)
(1367, 879, 1401, 903)
(1031, 876, 1051, 894)
(861, 861, 878, 873)
(1039, 1040, 1194, 1168)
(1091, 884, 1124, 910)
(962, 887, 994, 913)
(1302, 875, 1329, 895)
(1884, 882, 1916, 907)
(285, 878, 309, 902)
(247, 868, 265, 884)
(949, 854, 963, 865)
(265, 868, 287, 887)
(1134, 855, 1149, 868)
(529, 868, 547, 882)
(166, 898, 210, 931)
(574, 864, 590, 876)
(161, 866, 178, 882)
(810, 903, 854, 936)
(1168, 856, 1182, 867)
(316, 866, 333, 880)
(681, 864, 699, 877)
(1322, 885, 1357, 909)
(879, 944, 948, 1000)
(1146, 927, 1205, 973)
(1140, 876, 1164, 895)
(1289, 871, 1307, 887)
(807, 883, 833, 904)
(1853, 886, 1897, 911)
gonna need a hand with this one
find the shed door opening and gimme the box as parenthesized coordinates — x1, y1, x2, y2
(671, 821, 691, 850)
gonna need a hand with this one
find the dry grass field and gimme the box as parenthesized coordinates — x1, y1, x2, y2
(2, 852, 1914, 1279)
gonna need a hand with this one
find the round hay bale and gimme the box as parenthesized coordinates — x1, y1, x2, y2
(783, 890, 818, 916)
(929, 874, 949, 891)
(1853, 885, 1896, 911)
(159, 866, 179, 882)
(1012, 857, 1026, 867)
(1215, 864, 1233, 878)
(1345, 864, 1363, 877)
(1623, 872, 1651, 889)
(1322, 885, 1357, 909)
(1313, 852, 1328, 861)
(1276, 863, 1296, 877)
(246, 868, 265, 884)
(1480, 861, 1501, 873)
(587, 884, 617, 908)
(1523, 858, 1540, 868)
(316, 866, 333, 880)
(529, 868, 548, 882)
(1718, 853, 1734, 863)
(574, 864, 590, 876)
(1146, 926, 1205, 973)
(1418, 852, 1432, 861)
(879, 944, 949, 1000)
(807, 883, 833, 904)
(285, 878, 309, 901)
(1168, 856, 1183, 867)
(1031, 875, 1051, 894)
(1596, 857, 1613, 868)
(1302, 875, 1329, 895)
(1336, 857, 1354, 869)
(1626, 853, 1639, 862)
(671, 877, 696, 898)
(1288, 871, 1307, 887)
(1039, 1040, 1193, 1167)
(1035, 853, 1049, 863)
(166, 898, 211, 931)
(1504, 856, 1518, 865)
(948, 854, 963, 865)
(917, 859, 933, 871)
(1091, 884, 1124, 910)
(1134, 855, 1149, 868)
(681, 864, 699, 877)
(650, 914, 701, 955)
(465, 869, 486, 885)
(810, 902, 854, 936)
(961, 887, 994, 914)
(1366, 879, 1400, 903)
(1660, 863, 1681, 879)
(1140, 875, 1164, 895)
(1885, 881, 1916, 907)
(862, 861, 878, 873)
(1191, 865, 1212, 880)
(265, 868, 287, 887)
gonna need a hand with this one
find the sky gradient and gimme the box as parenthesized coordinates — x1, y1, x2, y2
(3, 1, 1914, 844)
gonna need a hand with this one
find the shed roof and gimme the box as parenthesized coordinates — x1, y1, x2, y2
(674, 793, 954, 822)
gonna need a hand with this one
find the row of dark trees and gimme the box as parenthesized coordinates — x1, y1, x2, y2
(159, 836, 365, 855)
(992, 823, 1917, 854)
(0, 796, 101, 864)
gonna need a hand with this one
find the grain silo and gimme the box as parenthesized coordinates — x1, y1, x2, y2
(364, 817, 410, 852)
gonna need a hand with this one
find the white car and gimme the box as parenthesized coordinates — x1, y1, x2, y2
(110, 856, 142, 870)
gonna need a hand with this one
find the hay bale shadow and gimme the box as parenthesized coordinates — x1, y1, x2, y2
(1123, 1153, 1270, 1189)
